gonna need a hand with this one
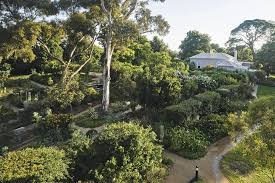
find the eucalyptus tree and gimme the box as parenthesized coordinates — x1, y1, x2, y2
(228, 19, 275, 61)
(98, 0, 169, 112)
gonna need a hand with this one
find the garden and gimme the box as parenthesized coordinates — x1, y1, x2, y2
(0, 1, 274, 183)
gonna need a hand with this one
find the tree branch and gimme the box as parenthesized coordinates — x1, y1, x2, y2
(125, 0, 138, 19)
(69, 36, 97, 79)
(100, 0, 108, 15)
(37, 38, 66, 65)
(68, 35, 86, 63)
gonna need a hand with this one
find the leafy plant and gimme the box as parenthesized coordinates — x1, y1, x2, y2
(0, 147, 70, 183)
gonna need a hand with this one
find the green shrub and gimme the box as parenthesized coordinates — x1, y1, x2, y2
(222, 146, 255, 176)
(0, 105, 17, 124)
(75, 122, 166, 183)
(220, 100, 249, 114)
(194, 91, 221, 114)
(109, 101, 129, 113)
(84, 87, 99, 102)
(188, 114, 228, 142)
(164, 99, 202, 124)
(165, 127, 209, 159)
(0, 147, 70, 183)
(30, 73, 59, 86)
(43, 113, 73, 130)
(7, 93, 24, 108)
(254, 70, 267, 81)
(212, 74, 238, 86)
(65, 130, 92, 158)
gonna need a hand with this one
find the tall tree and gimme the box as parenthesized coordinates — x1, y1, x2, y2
(179, 30, 211, 60)
(99, 0, 169, 112)
(227, 19, 275, 61)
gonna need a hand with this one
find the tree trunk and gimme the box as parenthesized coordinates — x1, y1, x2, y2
(250, 45, 256, 61)
(102, 41, 112, 112)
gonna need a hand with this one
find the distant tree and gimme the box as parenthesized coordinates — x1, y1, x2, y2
(179, 30, 211, 60)
(211, 43, 226, 53)
(227, 19, 275, 61)
(226, 45, 253, 61)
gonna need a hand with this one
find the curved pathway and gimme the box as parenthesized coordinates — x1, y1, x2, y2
(165, 137, 231, 183)
(165, 84, 259, 183)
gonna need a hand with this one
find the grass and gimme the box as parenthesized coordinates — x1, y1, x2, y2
(76, 118, 110, 128)
(257, 85, 275, 98)
(221, 145, 270, 183)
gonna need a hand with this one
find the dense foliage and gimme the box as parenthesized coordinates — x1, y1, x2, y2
(0, 147, 70, 183)
(165, 127, 209, 159)
(74, 122, 166, 183)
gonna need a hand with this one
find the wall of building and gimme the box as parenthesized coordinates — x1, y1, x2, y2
(190, 58, 226, 68)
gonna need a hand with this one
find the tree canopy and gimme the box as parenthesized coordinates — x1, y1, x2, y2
(179, 30, 211, 60)
(228, 19, 275, 60)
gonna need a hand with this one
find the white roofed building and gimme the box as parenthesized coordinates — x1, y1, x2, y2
(190, 52, 249, 71)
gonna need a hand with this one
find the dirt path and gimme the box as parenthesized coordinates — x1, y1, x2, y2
(252, 85, 258, 98)
(165, 137, 231, 183)
(165, 124, 260, 183)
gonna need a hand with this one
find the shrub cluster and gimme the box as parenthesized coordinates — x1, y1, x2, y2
(0, 147, 70, 183)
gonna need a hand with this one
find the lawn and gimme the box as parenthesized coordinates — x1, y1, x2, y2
(221, 150, 270, 183)
(76, 118, 110, 128)
(257, 85, 275, 98)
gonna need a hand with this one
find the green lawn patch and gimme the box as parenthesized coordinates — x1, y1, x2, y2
(221, 144, 270, 183)
(257, 85, 275, 98)
(76, 118, 110, 128)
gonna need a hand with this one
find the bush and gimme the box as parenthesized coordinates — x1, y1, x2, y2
(164, 99, 202, 124)
(30, 73, 59, 86)
(254, 70, 267, 81)
(212, 74, 238, 86)
(220, 100, 248, 114)
(7, 93, 24, 108)
(42, 113, 73, 130)
(222, 146, 255, 176)
(165, 127, 209, 159)
(194, 91, 221, 114)
(84, 87, 99, 102)
(0, 105, 17, 124)
(188, 114, 228, 142)
(75, 122, 166, 183)
(109, 101, 129, 113)
(0, 147, 70, 183)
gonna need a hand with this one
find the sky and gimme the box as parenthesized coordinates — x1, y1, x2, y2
(149, 0, 275, 51)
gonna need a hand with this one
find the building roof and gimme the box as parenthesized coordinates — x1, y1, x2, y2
(190, 53, 236, 61)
